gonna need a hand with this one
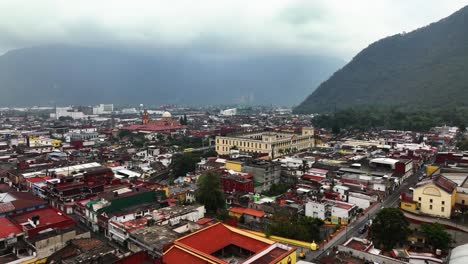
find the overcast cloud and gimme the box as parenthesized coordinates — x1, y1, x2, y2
(0, 0, 467, 60)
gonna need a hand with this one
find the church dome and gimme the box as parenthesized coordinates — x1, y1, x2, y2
(162, 111, 172, 118)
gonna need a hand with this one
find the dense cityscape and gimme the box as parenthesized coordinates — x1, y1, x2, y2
(0, 104, 465, 264)
(2, 1, 468, 264)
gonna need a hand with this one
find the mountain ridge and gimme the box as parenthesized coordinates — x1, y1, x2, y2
(294, 5, 468, 113)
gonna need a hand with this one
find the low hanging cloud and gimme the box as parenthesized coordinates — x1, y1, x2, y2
(0, 0, 467, 60)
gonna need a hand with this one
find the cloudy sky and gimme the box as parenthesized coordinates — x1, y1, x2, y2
(1, 0, 467, 60)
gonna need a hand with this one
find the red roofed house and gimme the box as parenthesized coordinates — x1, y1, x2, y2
(163, 222, 296, 264)
(413, 175, 457, 218)
(228, 207, 266, 226)
(221, 171, 254, 193)
(301, 168, 328, 185)
(0, 217, 24, 255)
(0, 192, 47, 217)
(10, 206, 76, 237)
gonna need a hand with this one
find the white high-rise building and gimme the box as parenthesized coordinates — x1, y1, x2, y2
(93, 104, 114, 115)
(51, 107, 86, 120)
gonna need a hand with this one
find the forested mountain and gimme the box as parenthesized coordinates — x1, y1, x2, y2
(295, 5, 468, 114)
(0, 45, 343, 106)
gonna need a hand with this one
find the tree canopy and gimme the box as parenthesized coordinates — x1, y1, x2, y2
(420, 223, 452, 251)
(266, 213, 324, 242)
(196, 171, 225, 211)
(312, 106, 468, 132)
(170, 153, 201, 177)
(371, 208, 410, 250)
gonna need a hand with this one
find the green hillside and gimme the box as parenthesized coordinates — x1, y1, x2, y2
(295, 5, 468, 114)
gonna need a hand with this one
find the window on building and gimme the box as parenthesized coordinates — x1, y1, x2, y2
(418, 197, 421, 201)
(441, 207, 445, 212)
(430, 199, 433, 203)
(429, 205, 433, 210)
(463, 200, 466, 205)
(442, 201, 445, 205)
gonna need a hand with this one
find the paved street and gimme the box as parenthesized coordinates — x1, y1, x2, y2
(300, 164, 425, 262)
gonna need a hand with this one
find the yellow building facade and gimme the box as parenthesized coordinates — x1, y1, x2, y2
(225, 160, 243, 172)
(413, 176, 457, 219)
(216, 128, 314, 159)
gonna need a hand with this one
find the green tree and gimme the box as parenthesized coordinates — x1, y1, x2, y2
(130, 133, 147, 148)
(261, 183, 291, 196)
(457, 139, 468, 151)
(266, 214, 323, 242)
(371, 208, 410, 250)
(420, 223, 452, 251)
(170, 153, 200, 177)
(239, 214, 245, 224)
(202, 149, 218, 158)
(58, 116, 73, 122)
(459, 123, 466, 134)
(117, 129, 132, 139)
(216, 209, 232, 221)
(196, 171, 225, 211)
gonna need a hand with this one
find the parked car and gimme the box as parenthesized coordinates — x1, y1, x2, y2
(359, 223, 369, 234)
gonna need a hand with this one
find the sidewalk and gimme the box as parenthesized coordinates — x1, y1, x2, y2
(401, 209, 468, 233)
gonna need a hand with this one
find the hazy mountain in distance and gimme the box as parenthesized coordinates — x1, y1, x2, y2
(295, 5, 468, 113)
(0, 45, 344, 107)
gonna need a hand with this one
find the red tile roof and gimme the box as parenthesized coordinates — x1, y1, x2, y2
(26, 176, 52, 183)
(176, 223, 270, 254)
(229, 207, 246, 215)
(302, 174, 325, 182)
(122, 124, 186, 132)
(72, 238, 104, 251)
(0, 202, 16, 213)
(163, 245, 208, 264)
(164, 223, 294, 264)
(8, 192, 44, 202)
(433, 175, 457, 193)
(10, 206, 75, 236)
(229, 207, 266, 217)
(0, 217, 22, 238)
(195, 218, 214, 226)
(243, 208, 266, 218)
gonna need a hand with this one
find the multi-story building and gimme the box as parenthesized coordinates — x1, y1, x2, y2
(52, 107, 86, 120)
(220, 170, 254, 193)
(412, 175, 457, 218)
(215, 127, 314, 158)
(92, 104, 114, 115)
(242, 160, 281, 192)
(46, 167, 114, 214)
(305, 199, 358, 225)
(84, 187, 163, 232)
